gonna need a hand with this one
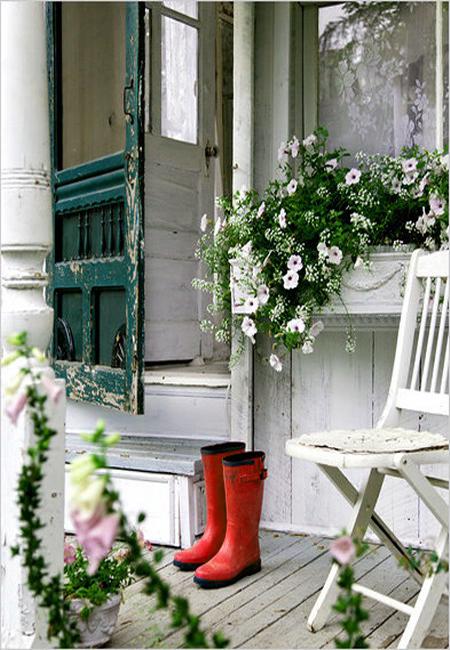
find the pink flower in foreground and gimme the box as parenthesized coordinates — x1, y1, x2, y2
(72, 507, 119, 575)
(5, 391, 28, 425)
(64, 542, 77, 565)
(41, 374, 64, 404)
(330, 536, 356, 565)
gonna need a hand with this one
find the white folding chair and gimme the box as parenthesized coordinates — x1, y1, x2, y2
(286, 249, 449, 649)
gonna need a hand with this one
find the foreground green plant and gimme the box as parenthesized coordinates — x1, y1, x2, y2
(4, 332, 228, 649)
(330, 535, 370, 649)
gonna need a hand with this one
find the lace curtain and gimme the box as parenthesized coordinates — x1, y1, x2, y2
(319, 2, 449, 159)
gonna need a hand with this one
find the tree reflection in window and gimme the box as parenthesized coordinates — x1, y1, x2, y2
(319, 2, 448, 160)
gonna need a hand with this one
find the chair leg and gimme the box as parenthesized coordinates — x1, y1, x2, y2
(397, 526, 448, 650)
(308, 468, 385, 633)
(321, 465, 424, 585)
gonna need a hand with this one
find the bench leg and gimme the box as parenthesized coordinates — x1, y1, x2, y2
(177, 476, 196, 549)
(308, 468, 385, 632)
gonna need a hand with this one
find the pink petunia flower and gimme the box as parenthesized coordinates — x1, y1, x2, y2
(283, 270, 299, 290)
(325, 158, 338, 172)
(287, 255, 303, 272)
(257, 285, 270, 306)
(5, 391, 28, 425)
(330, 535, 356, 565)
(287, 318, 305, 334)
(345, 168, 361, 185)
(429, 196, 446, 216)
(402, 157, 417, 174)
(286, 179, 298, 195)
(328, 246, 343, 265)
(290, 136, 300, 159)
(269, 354, 282, 372)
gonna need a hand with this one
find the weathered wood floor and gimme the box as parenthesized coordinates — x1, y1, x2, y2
(108, 531, 448, 649)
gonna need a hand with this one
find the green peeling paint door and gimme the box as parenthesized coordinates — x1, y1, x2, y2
(47, 2, 145, 413)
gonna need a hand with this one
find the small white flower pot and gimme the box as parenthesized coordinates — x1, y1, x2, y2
(69, 593, 121, 648)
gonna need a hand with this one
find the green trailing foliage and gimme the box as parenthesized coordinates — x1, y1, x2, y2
(5, 333, 228, 649)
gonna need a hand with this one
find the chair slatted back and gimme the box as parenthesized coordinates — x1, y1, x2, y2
(378, 249, 449, 427)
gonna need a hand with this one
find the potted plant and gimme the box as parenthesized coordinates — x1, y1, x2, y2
(63, 534, 149, 648)
(194, 128, 448, 369)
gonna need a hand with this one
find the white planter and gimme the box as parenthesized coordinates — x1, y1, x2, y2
(69, 593, 121, 648)
(231, 249, 413, 325)
(324, 249, 412, 327)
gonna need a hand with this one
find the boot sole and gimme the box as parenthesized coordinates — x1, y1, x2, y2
(173, 559, 203, 571)
(193, 560, 262, 589)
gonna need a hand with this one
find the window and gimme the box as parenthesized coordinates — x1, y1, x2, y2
(318, 2, 448, 159)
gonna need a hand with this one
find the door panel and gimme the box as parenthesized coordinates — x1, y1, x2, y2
(47, 2, 145, 413)
(145, 2, 216, 363)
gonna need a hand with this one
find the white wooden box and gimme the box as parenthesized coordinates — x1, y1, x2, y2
(64, 467, 205, 548)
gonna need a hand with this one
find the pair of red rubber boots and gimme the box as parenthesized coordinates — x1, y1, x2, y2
(173, 442, 268, 589)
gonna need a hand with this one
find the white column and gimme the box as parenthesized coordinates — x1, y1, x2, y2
(1, 3, 65, 648)
(231, 2, 255, 448)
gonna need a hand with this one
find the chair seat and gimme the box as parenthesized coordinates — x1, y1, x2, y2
(286, 427, 449, 469)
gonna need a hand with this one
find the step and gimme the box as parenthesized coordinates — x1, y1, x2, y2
(64, 435, 218, 547)
(65, 433, 211, 476)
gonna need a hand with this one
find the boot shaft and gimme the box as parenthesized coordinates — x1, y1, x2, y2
(201, 441, 246, 524)
(222, 451, 267, 532)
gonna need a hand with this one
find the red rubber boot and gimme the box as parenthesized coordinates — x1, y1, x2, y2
(173, 442, 246, 571)
(193, 451, 267, 588)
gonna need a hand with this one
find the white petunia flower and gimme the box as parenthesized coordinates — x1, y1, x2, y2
(310, 320, 324, 338)
(257, 284, 270, 305)
(257, 202, 265, 218)
(290, 136, 300, 159)
(391, 178, 402, 193)
(241, 316, 257, 342)
(345, 168, 361, 185)
(287, 254, 303, 272)
(287, 318, 305, 333)
(269, 353, 282, 372)
(244, 296, 259, 314)
(278, 208, 287, 229)
(328, 245, 343, 265)
(302, 340, 314, 354)
(283, 269, 299, 289)
(402, 157, 417, 174)
(302, 134, 317, 147)
(287, 179, 298, 195)
(214, 217, 222, 236)
(200, 213, 209, 232)
(325, 158, 338, 172)
(317, 242, 328, 256)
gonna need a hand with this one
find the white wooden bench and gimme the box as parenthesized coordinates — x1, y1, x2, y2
(64, 434, 213, 547)
(286, 249, 449, 649)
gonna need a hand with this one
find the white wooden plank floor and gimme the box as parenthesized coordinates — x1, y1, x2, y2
(107, 531, 448, 649)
